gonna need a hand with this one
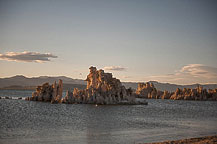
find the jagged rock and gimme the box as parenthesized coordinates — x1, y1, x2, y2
(169, 86, 210, 100)
(62, 90, 74, 104)
(158, 85, 216, 101)
(62, 66, 146, 105)
(162, 90, 170, 99)
(208, 89, 217, 100)
(135, 82, 217, 101)
(156, 90, 164, 99)
(148, 89, 156, 99)
(51, 80, 63, 104)
(25, 79, 63, 104)
(136, 82, 156, 98)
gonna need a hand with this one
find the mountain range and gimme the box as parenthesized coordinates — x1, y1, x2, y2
(0, 75, 86, 91)
(0, 75, 217, 91)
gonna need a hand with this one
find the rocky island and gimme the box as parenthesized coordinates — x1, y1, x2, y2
(25, 66, 147, 105)
(136, 82, 217, 101)
(24, 66, 217, 103)
(25, 80, 63, 103)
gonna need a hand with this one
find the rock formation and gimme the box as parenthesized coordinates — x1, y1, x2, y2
(62, 66, 147, 105)
(24, 66, 217, 103)
(25, 79, 63, 103)
(136, 82, 217, 101)
(169, 86, 217, 100)
(135, 82, 156, 98)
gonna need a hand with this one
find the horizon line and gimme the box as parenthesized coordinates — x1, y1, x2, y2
(0, 74, 217, 86)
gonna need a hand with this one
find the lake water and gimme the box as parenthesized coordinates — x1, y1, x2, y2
(0, 90, 217, 144)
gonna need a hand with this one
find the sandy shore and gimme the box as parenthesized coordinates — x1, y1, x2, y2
(144, 135, 217, 144)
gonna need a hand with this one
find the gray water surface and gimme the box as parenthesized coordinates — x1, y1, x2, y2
(0, 90, 217, 144)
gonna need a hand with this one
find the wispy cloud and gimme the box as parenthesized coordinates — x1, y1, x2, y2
(104, 66, 127, 71)
(122, 76, 132, 79)
(180, 64, 217, 77)
(0, 51, 58, 63)
(148, 64, 217, 84)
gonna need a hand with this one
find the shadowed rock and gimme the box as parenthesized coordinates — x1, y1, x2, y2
(25, 79, 63, 103)
(51, 80, 63, 103)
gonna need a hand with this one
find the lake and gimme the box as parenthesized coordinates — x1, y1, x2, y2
(0, 90, 217, 144)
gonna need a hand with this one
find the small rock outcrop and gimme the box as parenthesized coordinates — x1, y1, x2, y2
(169, 86, 217, 100)
(62, 66, 147, 105)
(25, 79, 63, 103)
(136, 82, 217, 101)
(135, 82, 156, 98)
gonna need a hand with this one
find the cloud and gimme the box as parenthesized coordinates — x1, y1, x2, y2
(180, 64, 217, 77)
(0, 51, 57, 63)
(122, 76, 132, 79)
(148, 64, 217, 84)
(104, 66, 127, 71)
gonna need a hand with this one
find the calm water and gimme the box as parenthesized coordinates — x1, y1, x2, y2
(0, 90, 217, 144)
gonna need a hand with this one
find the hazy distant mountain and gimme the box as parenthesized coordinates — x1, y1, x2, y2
(0, 75, 86, 88)
(0, 75, 216, 91)
(0, 84, 86, 91)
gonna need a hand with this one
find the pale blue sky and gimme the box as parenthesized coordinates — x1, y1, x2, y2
(0, 0, 217, 84)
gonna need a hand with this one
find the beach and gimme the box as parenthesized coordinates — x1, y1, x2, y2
(145, 135, 217, 144)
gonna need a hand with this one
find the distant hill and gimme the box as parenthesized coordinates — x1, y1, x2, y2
(0, 83, 86, 91)
(0, 75, 216, 92)
(0, 75, 86, 91)
(0, 75, 86, 87)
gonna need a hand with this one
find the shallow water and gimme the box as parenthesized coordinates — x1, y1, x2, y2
(0, 90, 217, 144)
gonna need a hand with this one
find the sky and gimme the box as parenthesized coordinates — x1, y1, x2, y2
(0, 0, 217, 85)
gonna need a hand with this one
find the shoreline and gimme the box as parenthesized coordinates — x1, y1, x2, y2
(144, 135, 217, 144)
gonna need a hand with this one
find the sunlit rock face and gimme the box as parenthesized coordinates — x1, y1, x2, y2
(51, 80, 63, 103)
(25, 80, 63, 103)
(208, 89, 217, 100)
(169, 86, 217, 100)
(135, 82, 156, 98)
(62, 66, 147, 105)
(136, 82, 217, 101)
